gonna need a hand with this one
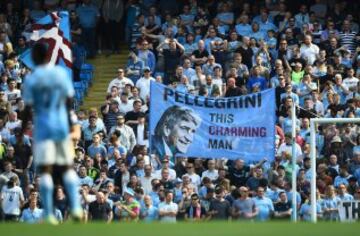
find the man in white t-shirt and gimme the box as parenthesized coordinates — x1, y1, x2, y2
(5, 79, 21, 108)
(158, 191, 178, 222)
(276, 133, 303, 161)
(139, 165, 155, 195)
(135, 67, 155, 101)
(343, 68, 359, 90)
(5, 111, 21, 133)
(300, 35, 319, 65)
(118, 92, 134, 114)
(107, 68, 134, 93)
(201, 160, 219, 181)
(0, 176, 25, 221)
(184, 162, 201, 187)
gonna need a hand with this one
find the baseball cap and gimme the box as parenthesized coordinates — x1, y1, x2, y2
(331, 136, 342, 143)
(143, 67, 151, 72)
(124, 188, 135, 197)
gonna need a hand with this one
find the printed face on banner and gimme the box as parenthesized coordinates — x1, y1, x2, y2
(167, 120, 199, 153)
(150, 82, 275, 162)
(153, 105, 201, 157)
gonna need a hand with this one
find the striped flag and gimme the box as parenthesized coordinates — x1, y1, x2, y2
(19, 11, 72, 76)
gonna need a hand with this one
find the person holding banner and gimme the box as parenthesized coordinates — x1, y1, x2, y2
(152, 105, 201, 161)
(337, 184, 354, 201)
(322, 185, 339, 221)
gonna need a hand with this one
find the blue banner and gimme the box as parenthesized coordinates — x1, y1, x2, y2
(149, 82, 276, 162)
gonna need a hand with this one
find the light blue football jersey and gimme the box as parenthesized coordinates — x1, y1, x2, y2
(23, 64, 74, 142)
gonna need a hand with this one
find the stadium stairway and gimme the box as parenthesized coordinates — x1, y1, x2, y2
(80, 44, 129, 112)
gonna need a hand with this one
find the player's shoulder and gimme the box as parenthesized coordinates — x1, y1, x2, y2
(51, 65, 68, 76)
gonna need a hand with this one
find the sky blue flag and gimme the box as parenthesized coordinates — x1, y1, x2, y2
(19, 11, 72, 77)
(149, 82, 276, 163)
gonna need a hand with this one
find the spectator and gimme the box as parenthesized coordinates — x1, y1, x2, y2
(107, 68, 134, 94)
(87, 191, 112, 222)
(232, 187, 257, 220)
(136, 67, 155, 101)
(109, 114, 136, 153)
(253, 186, 274, 221)
(140, 194, 158, 222)
(0, 176, 24, 221)
(191, 40, 209, 66)
(184, 193, 206, 221)
(82, 115, 106, 149)
(321, 185, 339, 221)
(201, 159, 218, 182)
(126, 51, 144, 83)
(114, 188, 140, 221)
(78, 165, 94, 187)
(300, 34, 319, 65)
(87, 133, 107, 159)
(157, 39, 185, 84)
(274, 191, 292, 219)
(102, 0, 124, 54)
(158, 190, 178, 223)
(76, 0, 100, 58)
(19, 196, 42, 224)
(137, 40, 156, 73)
(207, 186, 231, 220)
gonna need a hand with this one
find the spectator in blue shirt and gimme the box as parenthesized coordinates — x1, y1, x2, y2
(87, 133, 107, 159)
(216, 3, 234, 33)
(126, 51, 144, 83)
(299, 192, 322, 221)
(125, 0, 141, 43)
(250, 22, 266, 43)
(140, 195, 159, 222)
(337, 184, 354, 201)
(137, 40, 156, 73)
(76, 0, 100, 58)
(20, 198, 43, 224)
(235, 14, 252, 37)
(30, 0, 46, 22)
(252, 187, 274, 221)
(321, 185, 339, 221)
(247, 66, 267, 92)
(334, 165, 352, 187)
(258, 10, 278, 35)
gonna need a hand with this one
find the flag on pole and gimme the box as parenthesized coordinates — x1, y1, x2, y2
(19, 11, 72, 76)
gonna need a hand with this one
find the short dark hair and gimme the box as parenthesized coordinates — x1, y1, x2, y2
(31, 42, 48, 65)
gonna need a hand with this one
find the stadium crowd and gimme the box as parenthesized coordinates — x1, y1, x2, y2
(1, 0, 360, 223)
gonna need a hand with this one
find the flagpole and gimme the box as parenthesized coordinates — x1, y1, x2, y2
(291, 101, 297, 222)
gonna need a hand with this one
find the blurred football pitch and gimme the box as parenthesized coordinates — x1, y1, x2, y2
(0, 222, 359, 236)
